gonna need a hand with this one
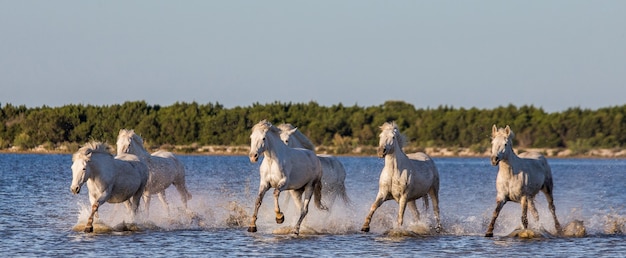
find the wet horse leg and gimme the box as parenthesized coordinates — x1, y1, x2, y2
(429, 187, 442, 233)
(543, 188, 561, 234)
(273, 189, 285, 224)
(361, 192, 386, 232)
(521, 196, 529, 229)
(293, 185, 313, 235)
(408, 200, 420, 222)
(397, 196, 408, 228)
(85, 203, 100, 233)
(157, 192, 170, 217)
(248, 185, 269, 232)
(142, 194, 152, 218)
(485, 200, 506, 237)
(528, 197, 540, 222)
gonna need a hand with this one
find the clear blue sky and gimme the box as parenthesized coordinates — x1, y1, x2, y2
(1, 1, 625, 112)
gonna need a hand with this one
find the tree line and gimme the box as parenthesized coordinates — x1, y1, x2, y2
(1, 100, 625, 154)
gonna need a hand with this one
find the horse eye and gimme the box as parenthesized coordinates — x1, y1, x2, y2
(263, 137, 266, 141)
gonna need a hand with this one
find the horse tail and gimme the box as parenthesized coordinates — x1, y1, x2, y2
(542, 158, 554, 195)
(314, 178, 327, 211)
(337, 183, 351, 206)
(171, 155, 193, 201)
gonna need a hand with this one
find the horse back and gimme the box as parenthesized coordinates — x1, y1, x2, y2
(515, 152, 553, 192)
(318, 155, 347, 183)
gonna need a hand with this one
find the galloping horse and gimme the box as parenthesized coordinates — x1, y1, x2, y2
(117, 129, 192, 217)
(361, 122, 442, 233)
(70, 141, 148, 233)
(486, 125, 561, 237)
(248, 120, 327, 235)
(277, 123, 350, 206)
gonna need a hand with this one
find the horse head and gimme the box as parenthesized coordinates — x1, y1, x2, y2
(378, 122, 404, 158)
(70, 147, 93, 194)
(249, 120, 272, 163)
(277, 124, 299, 147)
(116, 129, 135, 154)
(490, 124, 514, 166)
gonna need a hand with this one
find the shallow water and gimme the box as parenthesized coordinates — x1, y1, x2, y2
(0, 154, 624, 257)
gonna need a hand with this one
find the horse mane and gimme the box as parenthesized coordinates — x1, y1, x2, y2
(277, 123, 316, 151)
(73, 141, 111, 161)
(380, 121, 407, 148)
(253, 119, 280, 134)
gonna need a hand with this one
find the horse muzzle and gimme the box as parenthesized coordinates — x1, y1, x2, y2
(71, 185, 81, 194)
(490, 156, 500, 166)
(249, 153, 259, 163)
(377, 147, 387, 158)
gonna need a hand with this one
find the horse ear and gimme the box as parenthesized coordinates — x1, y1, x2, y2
(289, 128, 298, 134)
(505, 125, 511, 136)
(492, 124, 497, 135)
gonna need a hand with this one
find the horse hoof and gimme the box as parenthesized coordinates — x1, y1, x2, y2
(247, 226, 257, 233)
(276, 213, 284, 224)
(84, 226, 94, 233)
(435, 226, 442, 233)
(485, 232, 494, 237)
(361, 227, 370, 233)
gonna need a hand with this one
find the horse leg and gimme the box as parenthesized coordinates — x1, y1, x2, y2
(429, 187, 442, 233)
(408, 200, 420, 222)
(273, 189, 285, 224)
(143, 194, 152, 219)
(85, 202, 100, 233)
(529, 197, 540, 223)
(157, 192, 171, 217)
(543, 188, 562, 234)
(485, 200, 506, 237)
(397, 196, 408, 228)
(248, 185, 269, 232)
(361, 192, 386, 232)
(520, 196, 529, 229)
(129, 190, 144, 222)
(294, 185, 314, 235)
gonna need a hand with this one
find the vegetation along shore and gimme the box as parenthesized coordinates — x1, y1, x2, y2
(1, 100, 626, 158)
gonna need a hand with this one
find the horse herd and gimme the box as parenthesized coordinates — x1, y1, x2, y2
(70, 120, 562, 237)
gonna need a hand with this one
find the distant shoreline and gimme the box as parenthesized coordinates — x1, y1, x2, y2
(1, 144, 625, 159)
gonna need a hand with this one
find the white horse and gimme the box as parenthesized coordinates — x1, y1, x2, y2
(277, 123, 350, 206)
(70, 141, 149, 233)
(248, 120, 327, 235)
(486, 125, 561, 237)
(361, 122, 442, 233)
(116, 129, 192, 217)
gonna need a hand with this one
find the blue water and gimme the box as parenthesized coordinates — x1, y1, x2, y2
(0, 154, 624, 257)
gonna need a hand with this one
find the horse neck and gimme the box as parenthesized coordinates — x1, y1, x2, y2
(130, 140, 151, 159)
(294, 132, 315, 151)
(263, 133, 290, 160)
(384, 145, 409, 171)
(498, 145, 521, 174)
(289, 138, 307, 149)
(86, 154, 112, 183)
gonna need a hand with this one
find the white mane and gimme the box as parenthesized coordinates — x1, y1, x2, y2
(380, 121, 407, 148)
(72, 141, 111, 162)
(277, 123, 316, 151)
